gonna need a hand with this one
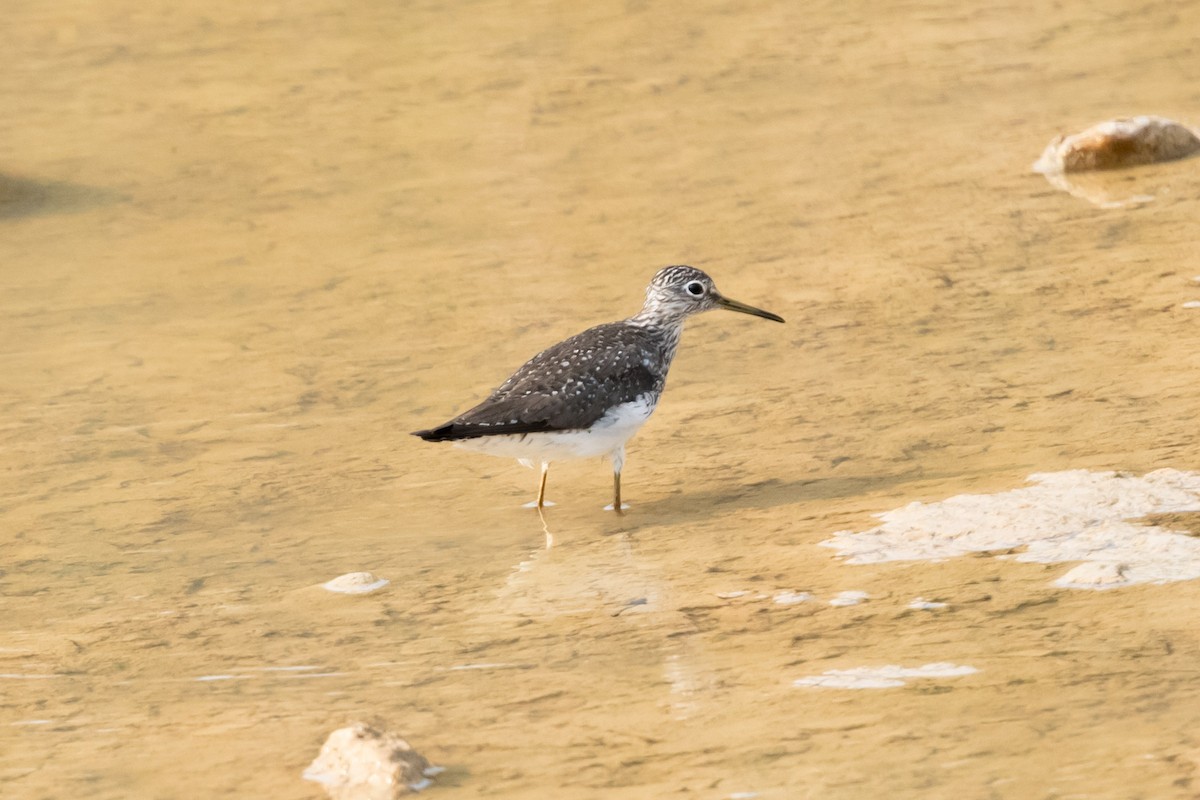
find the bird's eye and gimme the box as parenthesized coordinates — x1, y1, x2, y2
(685, 281, 705, 296)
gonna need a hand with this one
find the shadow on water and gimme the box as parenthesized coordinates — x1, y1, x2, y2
(613, 472, 919, 523)
(600, 468, 1010, 534)
(0, 172, 119, 220)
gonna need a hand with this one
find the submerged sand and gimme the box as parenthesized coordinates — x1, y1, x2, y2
(3, 1, 1200, 798)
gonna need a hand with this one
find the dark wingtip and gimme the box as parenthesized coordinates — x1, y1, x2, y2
(413, 418, 559, 441)
(412, 424, 455, 442)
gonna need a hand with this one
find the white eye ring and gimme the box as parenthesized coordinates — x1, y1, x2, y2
(685, 281, 705, 296)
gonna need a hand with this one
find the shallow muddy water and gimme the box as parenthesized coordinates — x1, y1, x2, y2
(3, 1, 1200, 798)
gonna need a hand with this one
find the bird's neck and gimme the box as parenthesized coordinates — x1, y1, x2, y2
(627, 294, 691, 328)
(623, 311, 686, 370)
(625, 306, 687, 331)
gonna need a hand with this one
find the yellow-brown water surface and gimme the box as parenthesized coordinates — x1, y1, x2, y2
(3, 1, 1200, 798)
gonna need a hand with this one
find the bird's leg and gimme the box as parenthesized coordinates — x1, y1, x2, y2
(608, 445, 626, 513)
(536, 461, 550, 509)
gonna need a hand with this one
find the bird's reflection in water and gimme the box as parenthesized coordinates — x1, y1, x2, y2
(537, 505, 553, 549)
(498, 513, 650, 618)
(497, 513, 717, 720)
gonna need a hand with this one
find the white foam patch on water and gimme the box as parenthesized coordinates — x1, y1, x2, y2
(447, 663, 522, 671)
(794, 663, 978, 689)
(0, 673, 60, 680)
(821, 469, 1200, 590)
(907, 597, 948, 610)
(773, 590, 812, 605)
(279, 672, 347, 679)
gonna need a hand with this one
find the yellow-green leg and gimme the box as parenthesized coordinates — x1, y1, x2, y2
(609, 445, 626, 513)
(536, 462, 549, 509)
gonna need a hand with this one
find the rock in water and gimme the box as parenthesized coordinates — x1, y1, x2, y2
(1033, 116, 1200, 173)
(322, 572, 390, 595)
(303, 723, 438, 799)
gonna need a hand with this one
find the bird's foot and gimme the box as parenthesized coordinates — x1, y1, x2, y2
(603, 502, 631, 512)
(522, 500, 557, 509)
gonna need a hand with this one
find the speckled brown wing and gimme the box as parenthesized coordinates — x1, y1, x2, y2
(412, 322, 667, 441)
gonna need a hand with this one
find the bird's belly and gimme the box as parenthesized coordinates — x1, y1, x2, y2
(454, 396, 656, 462)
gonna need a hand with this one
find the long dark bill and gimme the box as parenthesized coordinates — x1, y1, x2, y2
(715, 295, 785, 323)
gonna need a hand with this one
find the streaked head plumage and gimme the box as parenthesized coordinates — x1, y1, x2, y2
(642, 265, 720, 316)
(635, 265, 784, 325)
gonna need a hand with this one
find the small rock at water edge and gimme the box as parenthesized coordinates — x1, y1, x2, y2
(1034, 116, 1200, 173)
(303, 723, 440, 799)
(829, 590, 869, 607)
(773, 590, 812, 605)
(323, 572, 390, 595)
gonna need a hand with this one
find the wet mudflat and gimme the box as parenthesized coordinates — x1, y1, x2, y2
(2, 1, 1200, 798)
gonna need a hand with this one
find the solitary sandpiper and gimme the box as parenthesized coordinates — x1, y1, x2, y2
(413, 266, 784, 512)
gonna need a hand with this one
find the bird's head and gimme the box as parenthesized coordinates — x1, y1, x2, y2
(638, 265, 784, 324)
